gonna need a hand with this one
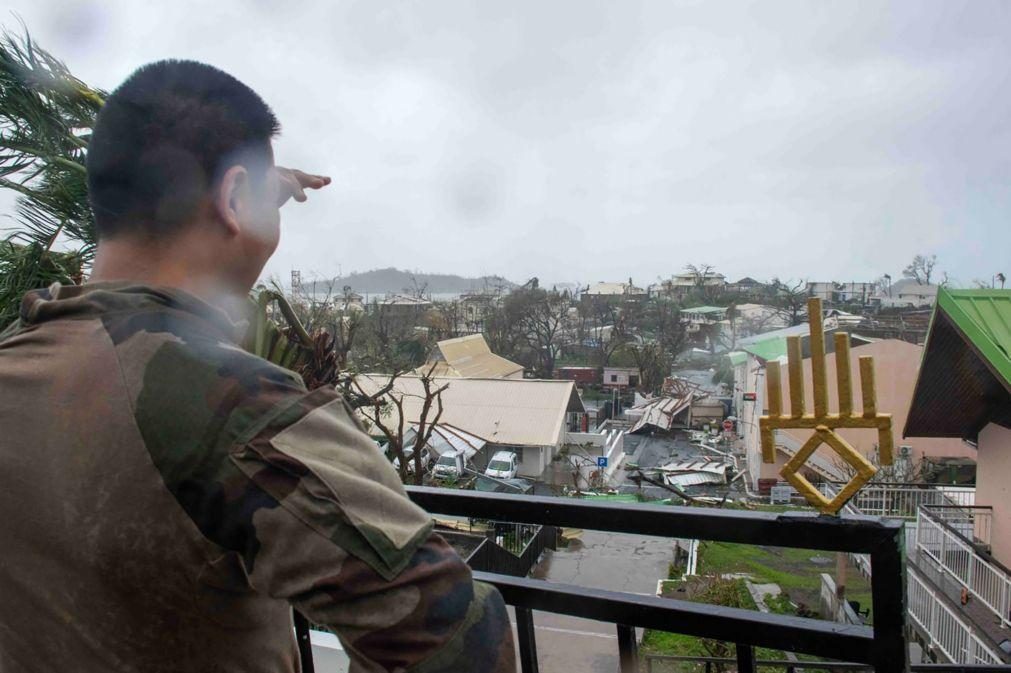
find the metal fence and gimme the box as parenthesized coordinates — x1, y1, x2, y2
(407, 486, 909, 672)
(907, 567, 1005, 665)
(922, 505, 992, 550)
(644, 652, 1011, 672)
(915, 507, 1011, 631)
(818, 483, 976, 522)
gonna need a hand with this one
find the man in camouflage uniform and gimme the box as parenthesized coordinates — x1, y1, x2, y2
(0, 61, 515, 672)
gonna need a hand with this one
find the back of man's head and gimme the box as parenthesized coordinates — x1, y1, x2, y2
(87, 60, 279, 240)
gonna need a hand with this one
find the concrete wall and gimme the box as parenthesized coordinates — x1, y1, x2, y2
(739, 353, 769, 487)
(819, 574, 864, 625)
(603, 367, 637, 387)
(516, 445, 547, 477)
(976, 423, 1011, 567)
(565, 431, 607, 447)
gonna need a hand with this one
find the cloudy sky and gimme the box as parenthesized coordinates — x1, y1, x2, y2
(5, 1, 1010, 288)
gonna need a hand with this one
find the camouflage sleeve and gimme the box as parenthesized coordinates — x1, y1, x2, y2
(118, 327, 515, 672)
(229, 389, 516, 673)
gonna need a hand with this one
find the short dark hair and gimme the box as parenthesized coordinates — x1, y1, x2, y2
(87, 60, 280, 239)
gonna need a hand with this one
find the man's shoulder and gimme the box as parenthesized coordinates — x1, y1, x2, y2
(103, 305, 308, 452)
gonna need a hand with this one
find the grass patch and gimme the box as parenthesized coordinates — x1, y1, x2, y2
(697, 542, 874, 621)
(643, 577, 786, 668)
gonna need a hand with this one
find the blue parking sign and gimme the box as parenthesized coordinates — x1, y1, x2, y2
(597, 456, 608, 468)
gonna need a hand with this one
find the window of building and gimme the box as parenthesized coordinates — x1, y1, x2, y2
(610, 374, 618, 382)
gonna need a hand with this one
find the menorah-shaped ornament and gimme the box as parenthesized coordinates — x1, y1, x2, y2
(759, 298, 893, 514)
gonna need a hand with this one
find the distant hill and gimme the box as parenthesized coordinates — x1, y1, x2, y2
(319, 268, 517, 295)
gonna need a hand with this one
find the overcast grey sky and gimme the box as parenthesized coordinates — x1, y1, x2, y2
(5, 1, 1010, 288)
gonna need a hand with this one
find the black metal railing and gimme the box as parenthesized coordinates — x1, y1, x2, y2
(406, 486, 909, 673)
(644, 653, 1011, 672)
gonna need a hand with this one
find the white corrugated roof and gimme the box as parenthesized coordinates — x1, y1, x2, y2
(404, 423, 487, 458)
(584, 282, 646, 296)
(628, 395, 692, 433)
(665, 472, 726, 487)
(354, 375, 585, 447)
(415, 334, 524, 379)
(659, 459, 729, 487)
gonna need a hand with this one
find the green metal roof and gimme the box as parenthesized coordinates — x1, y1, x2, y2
(904, 287, 1011, 439)
(577, 493, 641, 503)
(726, 351, 748, 367)
(684, 305, 727, 314)
(937, 288, 1011, 387)
(742, 337, 788, 362)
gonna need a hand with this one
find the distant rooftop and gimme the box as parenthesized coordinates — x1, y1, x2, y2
(417, 334, 524, 379)
(682, 305, 727, 315)
(354, 375, 585, 447)
(584, 281, 646, 295)
(737, 323, 812, 361)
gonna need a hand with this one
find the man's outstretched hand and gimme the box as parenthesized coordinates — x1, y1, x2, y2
(276, 167, 331, 207)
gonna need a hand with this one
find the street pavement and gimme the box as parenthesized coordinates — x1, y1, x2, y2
(515, 529, 677, 673)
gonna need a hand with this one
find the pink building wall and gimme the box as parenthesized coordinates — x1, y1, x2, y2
(976, 423, 1011, 567)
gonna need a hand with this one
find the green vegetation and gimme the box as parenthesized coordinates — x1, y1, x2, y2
(642, 577, 786, 671)
(762, 591, 795, 615)
(697, 542, 873, 621)
(578, 386, 609, 401)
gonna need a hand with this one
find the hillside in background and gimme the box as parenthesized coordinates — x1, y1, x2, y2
(312, 267, 517, 295)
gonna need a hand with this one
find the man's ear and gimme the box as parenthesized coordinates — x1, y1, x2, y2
(214, 165, 249, 236)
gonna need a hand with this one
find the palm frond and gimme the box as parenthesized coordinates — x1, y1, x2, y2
(0, 26, 106, 324)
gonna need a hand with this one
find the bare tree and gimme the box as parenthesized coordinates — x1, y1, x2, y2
(585, 299, 627, 371)
(350, 365, 449, 485)
(487, 279, 570, 377)
(769, 278, 808, 326)
(902, 254, 937, 286)
(426, 300, 464, 340)
(404, 274, 430, 300)
(625, 300, 688, 393)
(685, 263, 716, 290)
(519, 289, 570, 377)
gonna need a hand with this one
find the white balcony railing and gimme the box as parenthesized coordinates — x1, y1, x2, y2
(907, 568, 1004, 665)
(915, 506, 1011, 631)
(818, 482, 975, 522)
(817, 482, 1007, 666)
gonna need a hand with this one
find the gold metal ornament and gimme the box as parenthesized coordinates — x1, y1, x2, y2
(759, 298, 893, 514)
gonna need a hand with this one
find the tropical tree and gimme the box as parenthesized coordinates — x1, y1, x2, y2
(0, 29, 104, 325)
(0, 28, 334, 384)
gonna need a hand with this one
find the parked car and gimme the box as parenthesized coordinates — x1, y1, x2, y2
(484, 450, 519, 480)
(432, 451, 465, 479)
(393, 446, 432, 474)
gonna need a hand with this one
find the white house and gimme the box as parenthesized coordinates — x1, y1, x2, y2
(874, 279, 939, 308)
(354, 375, 585, 477)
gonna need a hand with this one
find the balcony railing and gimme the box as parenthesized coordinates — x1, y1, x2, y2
(819, 482, 976, 521)
(914, 506, 1011, 631)
(921, 505, 993, 551)
(405, 486, 909, 672)
(908, 567, 1005, 665)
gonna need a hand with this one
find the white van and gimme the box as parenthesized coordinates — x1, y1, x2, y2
(432, 452, 465, 479)
(484, 451, 518, 480)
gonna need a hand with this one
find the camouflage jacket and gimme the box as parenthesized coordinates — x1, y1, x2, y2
(0, 283, 514, 673)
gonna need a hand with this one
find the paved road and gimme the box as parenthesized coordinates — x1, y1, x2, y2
(518, 529, 677, 673)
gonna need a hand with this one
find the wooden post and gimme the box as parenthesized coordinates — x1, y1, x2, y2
(836, 552, 848, 601)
